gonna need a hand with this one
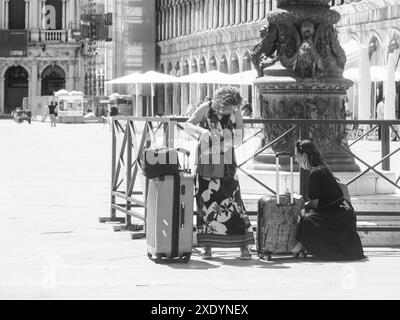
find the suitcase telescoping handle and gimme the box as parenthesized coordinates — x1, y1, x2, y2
(180, 203, 185, 229)
(176, 148, 190, 173)
(275, 152, 294, 206)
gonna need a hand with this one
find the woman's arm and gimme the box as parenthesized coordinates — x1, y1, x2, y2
(305, 199, 319, 210)
(234, 107, 244, 146)
(181, 103, 210, 138)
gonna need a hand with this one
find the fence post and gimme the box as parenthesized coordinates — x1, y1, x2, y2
(110, 120, 117, 219)
(381, 123, 390, 171)
(126, 120, 132, 227)
(299, 123, 310, 199)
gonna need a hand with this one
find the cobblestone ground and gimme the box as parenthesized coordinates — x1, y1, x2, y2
(0, 120, 399, 300)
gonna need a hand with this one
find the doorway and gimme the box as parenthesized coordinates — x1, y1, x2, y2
(41, 65, 66, 96)
(4, 66, 29, 114)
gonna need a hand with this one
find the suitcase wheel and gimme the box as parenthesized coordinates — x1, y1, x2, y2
(181, 254, 191, 264)
(259, 253, 272, 261)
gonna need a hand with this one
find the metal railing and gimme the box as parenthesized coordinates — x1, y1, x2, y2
(99, 117, 400, 236)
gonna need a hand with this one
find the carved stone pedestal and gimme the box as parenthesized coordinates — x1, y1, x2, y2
(254, 69, 360, 172)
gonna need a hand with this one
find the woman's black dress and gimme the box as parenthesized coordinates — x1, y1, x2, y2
(297, 166, 365, 261)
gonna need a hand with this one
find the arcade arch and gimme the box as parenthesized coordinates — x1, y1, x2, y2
(41, 65, 66, 96)
(3, 65, 29, 114)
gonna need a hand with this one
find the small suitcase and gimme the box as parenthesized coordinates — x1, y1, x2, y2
(257, 153, 305, 261)
(146, 149, 194, 263)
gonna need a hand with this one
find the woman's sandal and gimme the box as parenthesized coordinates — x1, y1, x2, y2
(201, 247, 213, 260)
(293, 249, 308, 260)
(240, 247, 252, 260)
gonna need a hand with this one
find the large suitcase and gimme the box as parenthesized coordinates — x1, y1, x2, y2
(257, 153, 305, 261)
(146, 150, 194, 263)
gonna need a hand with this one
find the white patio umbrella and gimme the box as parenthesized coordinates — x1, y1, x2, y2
(358, 46, 371, 120)
(385, 53, 396, 120)
(105, 71, 178, 116)
(178, 71, 240, 85)
(231, 70, 258, 85)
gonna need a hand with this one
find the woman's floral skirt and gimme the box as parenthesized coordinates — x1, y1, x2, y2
(196, 173, 255, 248)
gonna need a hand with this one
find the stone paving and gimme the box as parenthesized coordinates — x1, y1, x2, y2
(0, 120, 400, 300)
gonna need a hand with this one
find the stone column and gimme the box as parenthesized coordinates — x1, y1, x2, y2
(0, 1, 3, 29)
(5, 0, 9, 28)
(213, 0, 218, 28)
(259, 0, 265, 20)
(253, 0, 259, 21)
(229, 0, 235, 25)
(25, 0, 30, 29)
(186, 2, 191, 34)
(173, 5, 177, 37)
(68, 62, 75, 91)
(62, 0, 67, 30)
(247, 0, 253, 22)
(40, 0, 45, 29)
(161, 9, 165, 39)
(177, 4, 182, 36)
(241, 0, 247, 23)
(170, 7, 174, 38)
(218, 0, 224, 28)
(235, 0, 241, 24)
(190, 0, 197, 33)
(0, 77, 4, 114)
(38, 77, 42, 96)
(70, 0, 76, 27)
(208, 0, 213, 29)
(195, 0, 199, 32)
(31, 62, 38, 98)
(181, 5, 186, 35)
(224, 0, 229, 26)
(200, 0, 204, 31)
(30, 0, 38, 28)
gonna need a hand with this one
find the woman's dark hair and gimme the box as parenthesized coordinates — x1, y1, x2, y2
(213, 87, 243, 111)
(296, 140, 329, 169)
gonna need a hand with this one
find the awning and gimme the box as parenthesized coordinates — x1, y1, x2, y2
(105, 71, 178, 84)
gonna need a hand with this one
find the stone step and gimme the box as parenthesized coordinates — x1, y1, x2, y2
(242, 193, 400, 213)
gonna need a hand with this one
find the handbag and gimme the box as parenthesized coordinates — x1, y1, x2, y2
(142, 147, 183, 179)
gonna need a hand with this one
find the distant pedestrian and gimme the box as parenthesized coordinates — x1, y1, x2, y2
(377, 98, 385, 140)
(48, 101, 57, 127)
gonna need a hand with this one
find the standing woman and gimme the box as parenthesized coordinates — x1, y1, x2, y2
(186, 87, 255, 260)
(293, 140, 365, 261)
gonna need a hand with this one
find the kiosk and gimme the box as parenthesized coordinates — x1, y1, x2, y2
(55, 90, 85, 123)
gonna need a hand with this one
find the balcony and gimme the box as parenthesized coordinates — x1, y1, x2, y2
(29, 29, 70, 43)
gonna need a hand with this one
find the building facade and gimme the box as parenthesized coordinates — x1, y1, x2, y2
(0, 0, 83, 114)
(156, 0, 400, 116)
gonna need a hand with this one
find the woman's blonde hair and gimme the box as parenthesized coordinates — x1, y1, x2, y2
(212, 87, 243, 113)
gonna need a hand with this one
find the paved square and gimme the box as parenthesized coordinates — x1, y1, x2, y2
(0, 120, 399, 300)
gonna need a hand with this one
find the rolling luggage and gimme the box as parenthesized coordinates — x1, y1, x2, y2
(146, 149, 194, 263)
(257, 153, 305, 261)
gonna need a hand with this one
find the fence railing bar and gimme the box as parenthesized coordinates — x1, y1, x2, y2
(310, 126, 400, 190)
(347, 147, 400, 186)
(111, 205, 145, 221)
(240, 128, 264, 146)
(349, 125, 379, 147)
(237, 166, 277, 195)
(390, 125, 400, 141)
(112, 192, 145, 206)
(112, 128, 128, 188)
(237, 126, 297, 168)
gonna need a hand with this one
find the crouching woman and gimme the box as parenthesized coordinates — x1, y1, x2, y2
(293, 140, 365, 261)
